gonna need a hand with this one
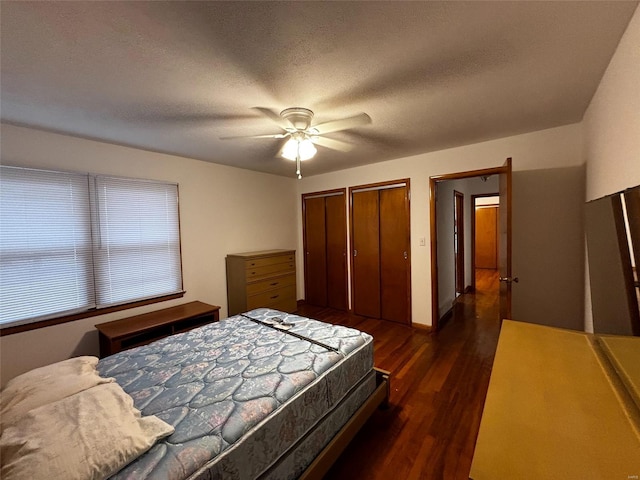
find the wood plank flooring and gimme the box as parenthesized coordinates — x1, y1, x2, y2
(296, 269, 501, 480)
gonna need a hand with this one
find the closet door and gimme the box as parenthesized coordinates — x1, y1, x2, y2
(380, 186, 410, 324)
(303, 196, 327, 306)
(325, 194, 348, 310)
(475, 206, 498, 269)
(352, 190, 381, 318)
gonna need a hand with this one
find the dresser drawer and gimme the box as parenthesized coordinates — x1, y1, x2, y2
(226, 250, 297, 316)
(245, 254, 295, 269)
(246, 261, 295, 281)
(246, 273, 296, 296)
(247, 284, 296, 310)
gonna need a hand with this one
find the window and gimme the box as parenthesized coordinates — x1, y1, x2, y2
(0, 166, 183, 329)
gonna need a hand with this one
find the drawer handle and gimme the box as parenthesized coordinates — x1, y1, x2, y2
(270, 282, 279, 286)
(270, 295, 279, 300)
(250, 271, 256, 275)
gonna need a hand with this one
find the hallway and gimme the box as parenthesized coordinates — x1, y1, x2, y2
(296, 269, 502, 479)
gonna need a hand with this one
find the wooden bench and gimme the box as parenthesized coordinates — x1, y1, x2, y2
(95, 301, 220, 357)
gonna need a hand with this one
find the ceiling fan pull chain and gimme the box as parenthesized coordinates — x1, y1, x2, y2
(296, 143, 302, 179)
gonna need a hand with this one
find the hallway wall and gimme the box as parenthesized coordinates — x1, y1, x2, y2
(436, 176, 499, 318)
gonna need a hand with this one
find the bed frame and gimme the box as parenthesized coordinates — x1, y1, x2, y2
(300, 368, 390, 480)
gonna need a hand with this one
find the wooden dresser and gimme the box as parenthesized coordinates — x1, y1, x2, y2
(226, 249, 297, 316)
(470, 320, 640, 479)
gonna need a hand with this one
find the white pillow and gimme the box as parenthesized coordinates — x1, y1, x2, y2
(0, 382, 174, 480)
(1, 356, 113, 429)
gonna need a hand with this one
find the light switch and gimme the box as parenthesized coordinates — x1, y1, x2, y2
(419, 237, 426, 246)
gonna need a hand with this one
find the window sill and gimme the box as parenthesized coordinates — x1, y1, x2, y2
(0, 291, 186, 336)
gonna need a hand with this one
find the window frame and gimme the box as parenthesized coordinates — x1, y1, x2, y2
(0, 166, 185, 336)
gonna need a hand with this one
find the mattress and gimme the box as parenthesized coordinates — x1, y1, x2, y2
(97, 308, 374, 480)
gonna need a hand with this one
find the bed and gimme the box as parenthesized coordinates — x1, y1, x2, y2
(0, 308, 388, 480)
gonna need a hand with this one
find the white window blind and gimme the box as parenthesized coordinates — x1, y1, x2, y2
(0, 166, 183, 328)
(92, 176, 182, 307)
(0, 167, 95, 326)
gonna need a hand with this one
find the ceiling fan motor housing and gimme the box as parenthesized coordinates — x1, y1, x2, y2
(280, 107, 314, 131)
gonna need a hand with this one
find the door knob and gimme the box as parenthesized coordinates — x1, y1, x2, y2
(499, 276, 519, 284)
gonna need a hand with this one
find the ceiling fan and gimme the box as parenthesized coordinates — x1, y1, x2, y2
(221, 107, 371, 179)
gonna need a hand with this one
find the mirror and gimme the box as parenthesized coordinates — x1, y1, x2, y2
(585, 185, 640, 335)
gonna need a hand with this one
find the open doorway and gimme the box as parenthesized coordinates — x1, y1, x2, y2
(429, 158, 512, 331)
(471, 194, 500, 308)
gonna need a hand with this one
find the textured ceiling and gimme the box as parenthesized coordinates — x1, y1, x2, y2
(1, 1, 637, 178)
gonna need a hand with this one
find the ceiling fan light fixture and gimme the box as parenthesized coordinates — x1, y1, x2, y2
(298, 138, 317, 160)
(281, 138, 299, 161)
(222, 106, 369, 179)
(281, 136, 316, 161)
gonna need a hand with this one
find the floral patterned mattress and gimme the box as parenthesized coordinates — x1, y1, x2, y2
(97, 308, 374, 480)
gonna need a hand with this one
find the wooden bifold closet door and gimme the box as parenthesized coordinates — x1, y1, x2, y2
(475, 206, 498, 269)
(303, 191, 347, 310)
(352, 190, 381, 318)
(351, 182, 411, 324)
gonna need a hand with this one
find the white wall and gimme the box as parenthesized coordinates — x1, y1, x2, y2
(583, 4, 640, 331)
(584, 4, 640, 202)
(296, 122, 584, 327)
(0, 124, 297, 384)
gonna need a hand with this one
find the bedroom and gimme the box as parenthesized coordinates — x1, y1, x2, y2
(1, 1, 639, 479)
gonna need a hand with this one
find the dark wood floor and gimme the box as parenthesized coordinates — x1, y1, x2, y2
(296, 269, 501, 480)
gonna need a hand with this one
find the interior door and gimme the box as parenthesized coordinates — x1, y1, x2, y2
(498, 157, 513, 321)
(325, 193, 347, 310)
(303, 196, 328, 306)
(380, 186, 410, 323)
(352, 189, 381, 318)
(475, 206, 498, 269)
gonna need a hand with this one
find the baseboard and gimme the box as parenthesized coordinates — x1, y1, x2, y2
(439, 305, 454, 327)
(412, 323, 433, 333)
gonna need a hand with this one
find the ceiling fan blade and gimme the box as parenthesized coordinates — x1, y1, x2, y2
(312, 136, 353, 152)
(220, 133, 288, 140)
(252, 107, 293, 130)
(312, 113, 371, 135)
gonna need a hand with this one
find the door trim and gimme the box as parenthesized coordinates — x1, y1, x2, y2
(454, 190, 465, 295)
(429, 161, 511, 331)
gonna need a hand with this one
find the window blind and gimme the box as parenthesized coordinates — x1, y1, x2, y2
(92, 176, 182, 307)
(0, 166, 183, 328)
(0, 167, 95, 325)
